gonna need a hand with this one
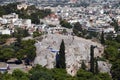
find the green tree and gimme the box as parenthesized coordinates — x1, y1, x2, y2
(0, 47, 14, 61)
(73, 22, 88, 38)
(30, 71, 53, 80)
(76, 69, 93, 80)
(16, 49, 25, 60)
(87, 31, 99, 39)
(90, 45, 96, 73)
(111, 59, 120, 80)
(100, 31, 105, 44)
(51, 68, 71, 80)
(104, 39, 120, 80)
(116, 35, 120, 43)
(29, 65, 53, 80)
(104, 46, 118, 62)
(0, 34, 11, 44)
(13, 28, 29, 38)
(23, 29, 29, 37)
(74, 22, 82, 31)
(106, 33, 114, 41)
(33, 31, 42, 38)
(2, 3, 18, 14)
(12, 69, 29, 80)
(97, 73, 112, 80)
(62, 29, 67, 34)
(76, 69, 112, 80)
(16, 34, 22, 47)
(95, 58, 99, 74)
(110, 18, 119, 32)
(2, 74, 17, 80)
(81, 61, 86, 70)
(20, 40, 36, 61)
(0, 6, 5, 16)
(57, 39, 66, 69)
(60, 20, 72, 29)
(21, 76, 29, 80)
(31, 13, 40, 24)
(73, 22, 82, 37)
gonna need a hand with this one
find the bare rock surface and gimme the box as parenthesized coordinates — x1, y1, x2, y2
(34, 34, 110, 76)
(98, 61, 112, 74)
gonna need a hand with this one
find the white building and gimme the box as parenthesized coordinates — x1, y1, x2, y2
(0, 29, 11, 35)
(22, 19, 32, 28)
(3, 13, 18, 19)
(2, 13, 18, 24)
(13, 19, 32, 28)
(104, 27, 115, 33)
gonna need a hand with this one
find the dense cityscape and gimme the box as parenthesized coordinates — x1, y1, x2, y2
(0, 0, 120, 80)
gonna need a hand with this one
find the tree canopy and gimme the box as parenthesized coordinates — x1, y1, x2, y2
(60, 20, 72, 29)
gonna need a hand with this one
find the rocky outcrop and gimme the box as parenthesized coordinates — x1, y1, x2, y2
(34, 34, 110, 76)
(98, 61, 112, 74)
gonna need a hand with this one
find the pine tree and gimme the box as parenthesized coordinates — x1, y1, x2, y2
(57, 39, 66, 69)
(23, 29, 29, 37)
(111, 18, 119, 32)
(101, 30, 105, 44)
(55, 53, 60, 68)
(81, 61, 86, 70)
(95, 57, 99, 74)
(90, 45, 95, 73)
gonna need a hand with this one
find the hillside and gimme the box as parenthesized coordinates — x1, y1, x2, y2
(34, 34, 111, 76)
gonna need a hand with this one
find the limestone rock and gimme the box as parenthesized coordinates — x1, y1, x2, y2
(34, 34, 109, 76)
(98, 61, 112, 74)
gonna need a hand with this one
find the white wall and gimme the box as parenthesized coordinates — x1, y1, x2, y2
(0, 29, 11, 35)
